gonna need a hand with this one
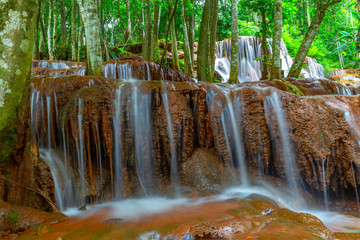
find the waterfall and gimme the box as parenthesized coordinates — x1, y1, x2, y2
(264, 92, 301, 200)
(215, 37, 262, 82)
(321, 159, 329, 210)
(32, 60, 86, 76)
(206, 85, 248, 185)
(112, 87, 123, 199)
(131, 81, 153, 196)
(76, 99, 86, 198)
(305, 57, 325, 79)
(162, 83, 180, 192)
(215, 37, 325, 82)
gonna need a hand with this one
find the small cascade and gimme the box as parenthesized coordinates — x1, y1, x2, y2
(215, 37, 325, 82)
(215, 37, 262, 82)
(76, 99, 86, 196)
(40, 149, 77, 210)
(305, 57, 325, 79)
(264, 92, 301, 200)
(32, 60, 86, 76)
(351, 164, 360, 208)
(331, 69, 346, 76)
(161, 83, 180, 191)
(112, 87, 123, 199)
(321, 159, 329, 210)
(103, 62, 133, 79)
(205, 85, 248, 185)
(131, 81, 153, 196)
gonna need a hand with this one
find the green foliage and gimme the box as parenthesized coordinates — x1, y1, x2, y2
(7, 209, 22, 224)
(0, 128, 18, 165)
(278, 80, 306, 96)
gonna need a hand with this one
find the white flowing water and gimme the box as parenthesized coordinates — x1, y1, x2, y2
(76, 99, 86, 197)
(215, 37, 325, 82)
(212, 86, 248, 185)
(112, 87, 123, 199)
(264, 92, 302, 201)
(162, 84, 180, 192)
(131, 81, 153, 196)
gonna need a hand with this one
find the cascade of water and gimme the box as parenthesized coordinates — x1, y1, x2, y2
(161, 83, 180, 192)
(118, 62, 132, 79)
(264, 92, 301, 199)
(112, 87, 123, 199)
(306, 58, 325, 79)
(40, 148, 77, 209)
(205, 85, 248, 185)
(321, 159, 329, 210)
(223, 94, 248, 185)
(103, 63, 117, 78)
(94, 121, 103, 184)
(46, 96, 52, 148)
(131, 82, 153, 196)
(76, 99, 86, 198)
(351, 163, 360, 209)
(215, 37, 325, 82)
(215, 37, 263, 83)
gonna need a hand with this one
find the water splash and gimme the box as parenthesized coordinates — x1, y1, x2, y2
(162, 83, 180, 192)
(264, 92, 301, 201)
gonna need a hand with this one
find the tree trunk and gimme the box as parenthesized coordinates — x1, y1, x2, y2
(260, 10, 269, 80)
(142, 0, 152, 61)
(209, 0, 219, 81)
(77, 0, 103, 76)
(197, 0, 211, 82)
(151, 1, 161, 61)
(60, 0, 67, 46)
(169, 0, 180, 70)
(356, 0, 360, 62)
(71, 0, 77, 61)
(288, 0, 341, 78)
(33, 0, 41, 60)
(47, 0, 54, 60)
(306, 0, 311, 27)
(124, 0, 132, 44)
(0, 0, 39, 158)
(187, 7, 195, 68)
(271, 0, 282, 80)
(229, 0, 239, 84)
(181, 0, 194, 77)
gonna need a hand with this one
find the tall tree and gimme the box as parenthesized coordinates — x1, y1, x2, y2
(260, 8, 270, 79)
(209, 0, 219, 81)
(288, 0, 342, 78)
(306, 0, 311, 27)
(33, 0, 41, 60)
(181, 0, 195, 77)
(60, 0, 67, 46)
(151, 0, 161, 61)
(169, 0, 180, 70)
(197, 0, 211, 82)
(77, 0, 103, 76)
(47, 0, 54, 60)
(271, 0, 283, 80)
(229, 0, 239, 84)
(71, 0, 77, 61)
(187, 1, 195, 69)
(125, 0, 132, 44)
(142, 0, 152, 61)
(0, 0, 39, 161)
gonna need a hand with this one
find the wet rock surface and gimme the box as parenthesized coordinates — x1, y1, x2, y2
(15, 197, 360, 240)
(0, 201, 66, 238)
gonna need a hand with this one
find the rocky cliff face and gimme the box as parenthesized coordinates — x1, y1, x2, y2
(3, 73, 360, 215)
